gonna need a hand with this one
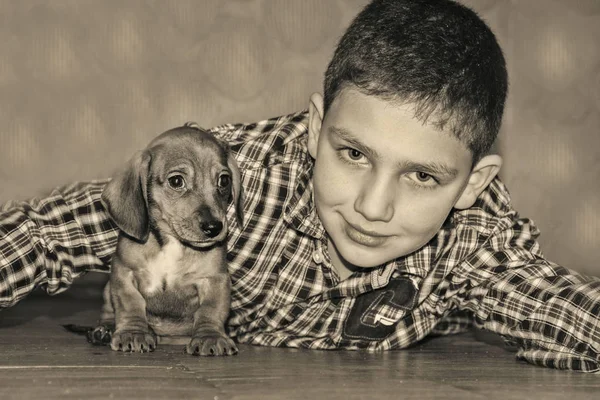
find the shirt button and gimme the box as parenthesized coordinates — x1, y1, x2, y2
(312, 250, 323, 264)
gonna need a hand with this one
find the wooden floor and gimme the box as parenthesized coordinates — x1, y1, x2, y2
(1, 274, 599, 400)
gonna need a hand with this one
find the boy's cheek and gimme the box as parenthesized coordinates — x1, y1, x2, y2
(398, 196, 455, 232)
(315, 163, 354, 194)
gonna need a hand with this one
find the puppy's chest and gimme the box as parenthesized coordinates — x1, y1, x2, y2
(137, 241, 197, 296)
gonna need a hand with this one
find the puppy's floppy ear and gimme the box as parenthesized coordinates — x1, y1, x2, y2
(101, 150, 152, 241)
(226, 150, 244, 228)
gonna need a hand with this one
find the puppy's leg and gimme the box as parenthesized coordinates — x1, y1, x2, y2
(187, 275, 238, 356)
(88, 281, 115, 345)
(110, 264, 156, 353)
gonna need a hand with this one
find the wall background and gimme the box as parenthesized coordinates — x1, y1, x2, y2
(1, 0, 599, 275)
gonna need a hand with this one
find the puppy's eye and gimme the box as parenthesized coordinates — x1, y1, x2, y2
(167, 175, 186, 190)
(218, 174, 231, 189)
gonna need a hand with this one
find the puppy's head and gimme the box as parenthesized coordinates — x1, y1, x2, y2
(101, 124, 243, 248)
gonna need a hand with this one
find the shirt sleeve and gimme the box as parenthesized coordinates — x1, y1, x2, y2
(0, 180, 119, 309)
(453, 217, 600, 372)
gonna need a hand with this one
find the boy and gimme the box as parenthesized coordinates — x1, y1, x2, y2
(1, 0, 599, 372)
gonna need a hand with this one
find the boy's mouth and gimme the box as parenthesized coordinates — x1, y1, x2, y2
(344, 221, 389, 248)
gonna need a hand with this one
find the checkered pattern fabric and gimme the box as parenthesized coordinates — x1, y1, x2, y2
(2, 111, 599, 371)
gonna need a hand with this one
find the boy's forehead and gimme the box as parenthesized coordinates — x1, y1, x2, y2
(325, 88, 450, 138)
(322, 88, 473, 170)
(329, 87, 439, 131)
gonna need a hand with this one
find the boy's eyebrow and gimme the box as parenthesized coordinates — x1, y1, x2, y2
(329, 126, 380, 160)
(399, 160, 459, 179)
(328, 125, 459, 178)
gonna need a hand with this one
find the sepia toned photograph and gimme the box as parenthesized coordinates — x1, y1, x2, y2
(1, 1, 599, 399)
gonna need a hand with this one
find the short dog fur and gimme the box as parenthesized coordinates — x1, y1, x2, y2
(96, 123, 242, 356)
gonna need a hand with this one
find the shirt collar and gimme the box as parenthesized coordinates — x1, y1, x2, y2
(283, 155, 325, 240)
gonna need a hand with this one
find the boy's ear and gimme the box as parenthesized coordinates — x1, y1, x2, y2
(307, 92, 325, 159)
(454, 154, 503, 210)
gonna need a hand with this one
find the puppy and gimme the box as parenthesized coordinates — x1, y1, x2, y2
(96, 122, 242, 356)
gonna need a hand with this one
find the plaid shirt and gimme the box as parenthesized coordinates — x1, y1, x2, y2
(1, 111, 599, 372)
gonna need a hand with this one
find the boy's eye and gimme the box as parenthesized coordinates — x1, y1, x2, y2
(415, 172, 433, 182)
(407, 171, 439, 189)
(347, 148, 364, 161)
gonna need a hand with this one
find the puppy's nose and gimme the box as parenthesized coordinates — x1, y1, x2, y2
(200, 221, 223, 238)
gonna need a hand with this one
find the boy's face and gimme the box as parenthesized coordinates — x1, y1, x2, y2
(308, 88, 478, 272)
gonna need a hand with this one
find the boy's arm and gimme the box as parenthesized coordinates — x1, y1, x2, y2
(449, 218, 600, 372)
(0, 181, 119, 309)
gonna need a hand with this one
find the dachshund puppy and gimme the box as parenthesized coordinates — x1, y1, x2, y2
(96, 123, 242, 356)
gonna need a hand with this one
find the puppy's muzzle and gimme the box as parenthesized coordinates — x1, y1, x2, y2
(193, 206, 227, 244)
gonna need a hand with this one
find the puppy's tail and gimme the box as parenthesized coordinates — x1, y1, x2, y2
(62, 324, 112, 346)
(62, 324, 92, 335)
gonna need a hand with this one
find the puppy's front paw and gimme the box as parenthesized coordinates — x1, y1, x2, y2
(110, 331, 156, 353)
(187, 334, 238, 356)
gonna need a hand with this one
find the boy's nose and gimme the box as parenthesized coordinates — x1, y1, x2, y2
(354, 174, 395, 223)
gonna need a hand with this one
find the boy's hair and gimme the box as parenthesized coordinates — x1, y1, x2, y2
(323, 0, 508, 163)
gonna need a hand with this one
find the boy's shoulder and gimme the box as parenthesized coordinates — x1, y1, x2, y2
(207, 111, 310, 169)
(452, 177, 526, 238)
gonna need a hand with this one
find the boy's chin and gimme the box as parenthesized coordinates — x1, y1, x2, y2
(343, 256, 392, 270)
(333, 237, 422, 270)
(335, 243, 398, 270)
